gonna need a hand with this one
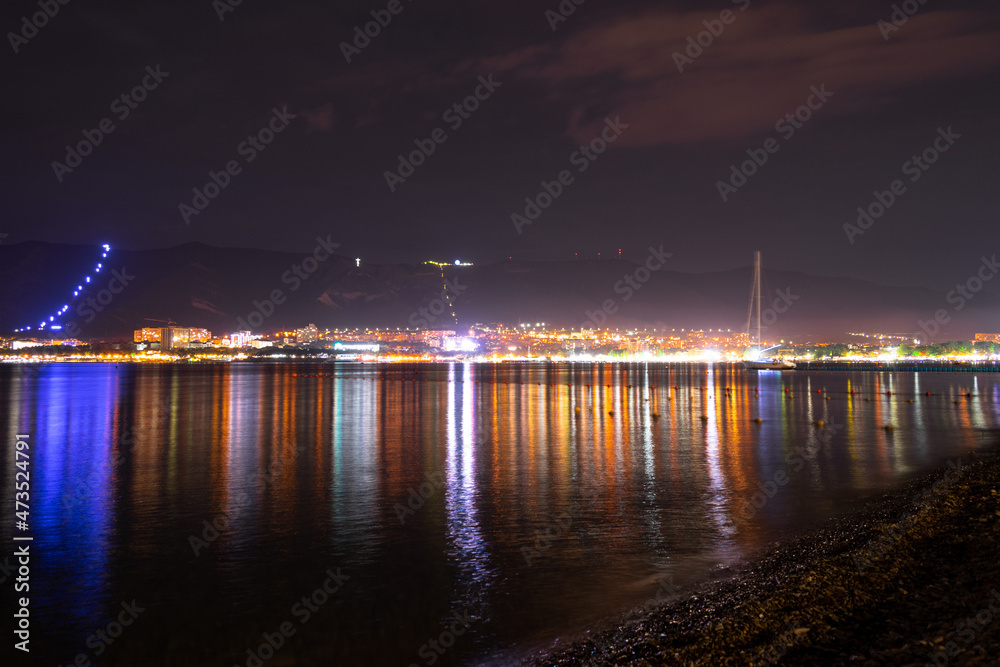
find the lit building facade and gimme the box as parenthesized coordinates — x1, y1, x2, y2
(421, 330, 456, 348)
(134, 327, 211, 349)
(134, 328, 161, 343)
(230, 331, 255, 348)
(296, 324, 319, 344)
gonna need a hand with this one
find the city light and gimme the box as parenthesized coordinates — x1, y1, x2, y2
(17, 243, 112, 332)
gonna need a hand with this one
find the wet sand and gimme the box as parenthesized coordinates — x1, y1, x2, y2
(529, 445, 1000, 666)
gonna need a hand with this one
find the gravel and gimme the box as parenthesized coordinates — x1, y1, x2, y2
(528, 447, 1000, 667)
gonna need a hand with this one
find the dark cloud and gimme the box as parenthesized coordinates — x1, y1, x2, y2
(1, 0, 999, 293)
(474, 5, 1000, 145)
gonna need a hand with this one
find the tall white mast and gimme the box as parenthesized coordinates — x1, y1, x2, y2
(755, 251, 761, 347)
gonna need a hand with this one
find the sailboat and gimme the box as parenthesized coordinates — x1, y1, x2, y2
(743, 251, 795, 370)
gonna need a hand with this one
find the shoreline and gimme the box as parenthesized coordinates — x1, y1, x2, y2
(3, 357, 1000, 371)
(528, 445, 1000, 666)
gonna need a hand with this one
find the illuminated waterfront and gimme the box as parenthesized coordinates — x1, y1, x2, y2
(2, 362, 999, 665)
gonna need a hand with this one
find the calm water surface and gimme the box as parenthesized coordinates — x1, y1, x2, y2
(1, 362, 999, 666)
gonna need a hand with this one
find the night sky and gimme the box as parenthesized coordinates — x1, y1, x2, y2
(3, 0, 999, 290)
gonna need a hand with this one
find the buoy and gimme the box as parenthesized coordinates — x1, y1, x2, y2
(907, 399, 914, 403)
(754, 418, 763, 424)
(652, 413, 660, 419)
(884, 424, 894, 431)
(608, 410, 615, 416)
(815, 420, 824, 428)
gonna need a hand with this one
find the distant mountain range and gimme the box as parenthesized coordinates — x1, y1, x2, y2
(1, 241, 997, 342)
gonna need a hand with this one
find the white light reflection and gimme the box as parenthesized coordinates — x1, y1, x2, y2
(445, 362, 495, 615)
(330, 369, 379, 558)
(638, 363, 666, 557)
(222, 367, 259, 561)
(701, 366, 731, 537)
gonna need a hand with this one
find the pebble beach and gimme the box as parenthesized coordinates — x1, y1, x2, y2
(531, 444, 1000, 666)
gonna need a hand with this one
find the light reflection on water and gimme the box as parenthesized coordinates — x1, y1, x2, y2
(1, 362, 998, 665)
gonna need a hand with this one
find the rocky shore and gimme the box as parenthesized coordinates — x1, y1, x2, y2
(530, 447, 1000, 666)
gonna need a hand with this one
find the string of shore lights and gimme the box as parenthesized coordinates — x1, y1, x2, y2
(14, 244, 111, 333)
